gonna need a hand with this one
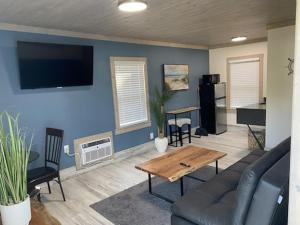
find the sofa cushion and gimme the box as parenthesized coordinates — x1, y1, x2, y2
(171, 150, 265, 225)
(172, 177, 236, 225)
(171, 215, 197, 225)
(226, 149, 265, 174)
(245, 152, 290, 225)
(232, 138, 291, 225)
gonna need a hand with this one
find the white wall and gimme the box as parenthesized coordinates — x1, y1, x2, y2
(265, 26, 295, 149)
(209, 42, 268, 125)
(289, 2, 300, 223)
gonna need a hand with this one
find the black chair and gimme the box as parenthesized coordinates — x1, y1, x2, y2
(28, 128, 66, 201)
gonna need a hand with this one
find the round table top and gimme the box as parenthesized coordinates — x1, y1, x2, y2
(29, 151, 40, 163)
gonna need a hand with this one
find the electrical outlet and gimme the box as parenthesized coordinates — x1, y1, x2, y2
(64, 145, 70, 154)
(150, 132, 154, 140)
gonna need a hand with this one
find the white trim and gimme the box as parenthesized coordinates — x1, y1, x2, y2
(0, 22, 208, 50)
(60, 140, 155, 181)
(110, 57, 151, 135)
(209, 38, 268, 50)
(228, 57, 260, 64)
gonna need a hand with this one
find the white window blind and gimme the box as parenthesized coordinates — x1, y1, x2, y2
(229, 58, 261, 108)
(113, 59, 149, 129)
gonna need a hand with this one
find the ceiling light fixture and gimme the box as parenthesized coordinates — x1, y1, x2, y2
(231, 36, 248, 42)
(118, 0, 148, 12)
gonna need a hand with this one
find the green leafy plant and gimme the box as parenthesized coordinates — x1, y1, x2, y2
(0, 112, 32, 206)
(150, 84, 174, 138)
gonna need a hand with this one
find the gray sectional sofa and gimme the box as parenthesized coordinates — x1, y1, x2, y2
(171, 138, 290, 225)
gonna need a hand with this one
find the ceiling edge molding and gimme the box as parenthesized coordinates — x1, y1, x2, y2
(209, 37, 268, 50)
(0, 22, 208, 50)
(267, 20, 296, 30)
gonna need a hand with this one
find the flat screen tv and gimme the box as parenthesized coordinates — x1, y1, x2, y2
(17, 41, 93, 89)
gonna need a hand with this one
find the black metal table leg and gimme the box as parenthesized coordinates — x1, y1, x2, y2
(216, 160, 219, 174)
(147, 173, 174, 203)
(185, 174, 207, 182)
(148, 173, 152, 193)
(175, 114, 178, 147)
(247, 124, 264, 150)
(180, 177, 184, 196)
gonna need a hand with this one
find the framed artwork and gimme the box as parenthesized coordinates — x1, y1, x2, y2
(164, 64, 189, 91)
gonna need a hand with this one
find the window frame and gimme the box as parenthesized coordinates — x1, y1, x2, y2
(226, 54, 264, 109)
(110, 57, 151, 135)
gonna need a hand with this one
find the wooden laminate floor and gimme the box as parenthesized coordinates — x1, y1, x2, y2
(43, 126, 250, 225)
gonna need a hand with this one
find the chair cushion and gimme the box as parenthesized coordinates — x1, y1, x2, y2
(28, 166, 58, 184)
(169, 118, 191, 127)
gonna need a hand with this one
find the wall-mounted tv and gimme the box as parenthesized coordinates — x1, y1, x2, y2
(17, 41, 93, 89)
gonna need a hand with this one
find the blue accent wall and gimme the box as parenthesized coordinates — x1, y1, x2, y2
(0, 30, 209, 169)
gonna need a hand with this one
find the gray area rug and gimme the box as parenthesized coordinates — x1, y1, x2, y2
(90, 166, 217, 225)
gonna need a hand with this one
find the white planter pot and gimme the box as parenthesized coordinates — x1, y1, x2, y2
(0, 196, 31, 225)
(154, 137, 168, 153)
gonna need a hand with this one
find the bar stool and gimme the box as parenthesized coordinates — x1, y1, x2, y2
(168, 118, 192, 147)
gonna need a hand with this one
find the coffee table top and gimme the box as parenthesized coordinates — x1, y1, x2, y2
(135, 146, 226, 182)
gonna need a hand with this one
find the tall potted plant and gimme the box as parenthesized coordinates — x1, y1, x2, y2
(0, 112, 32, 225)
(150, 85, 174, 153)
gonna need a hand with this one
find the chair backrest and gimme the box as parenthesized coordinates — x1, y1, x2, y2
(45, 128, 64, 169)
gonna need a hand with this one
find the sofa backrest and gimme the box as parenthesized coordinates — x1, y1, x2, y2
(245, 152, 290, 225)
(232, 138, 291, 225)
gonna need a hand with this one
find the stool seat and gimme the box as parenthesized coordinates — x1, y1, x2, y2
(168, 118, 191, 127)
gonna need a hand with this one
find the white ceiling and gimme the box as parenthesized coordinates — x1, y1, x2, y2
(0, 0, 296, 47)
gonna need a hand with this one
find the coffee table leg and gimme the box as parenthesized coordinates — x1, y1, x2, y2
(148, 173, 152, 194)
(216, 160, 219, 174)
(180, 177, 184, 196)
(147, 173, 178, 203)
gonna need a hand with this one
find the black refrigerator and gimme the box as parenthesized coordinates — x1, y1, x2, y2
(199, 80, 227, 135)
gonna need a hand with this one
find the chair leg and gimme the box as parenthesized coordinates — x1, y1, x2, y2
(57, 176, 66, 201)
(169, 125, 173, 144)
(47, 181, 51, 194)
(188, 124, 192, 143)
(179, 127, 183, 146)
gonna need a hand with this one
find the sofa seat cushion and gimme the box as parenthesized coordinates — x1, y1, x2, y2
(171, 150, 266, 225)
(245, 153, 290, 225)
(239, 154, 263, 164)
(226, 150, 265, 174)
(172, 170, 240, 225)
(232, 138, 290, 225)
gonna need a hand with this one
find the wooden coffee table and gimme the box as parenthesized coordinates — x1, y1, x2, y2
(135, 145, 226, 203)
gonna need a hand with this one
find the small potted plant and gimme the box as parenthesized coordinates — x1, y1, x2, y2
(150, 85, 174, 153)
(0, 112, 32, 225)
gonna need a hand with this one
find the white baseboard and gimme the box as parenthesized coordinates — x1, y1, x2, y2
(60, 140, 155, 181)
(59, 126, 249, 181)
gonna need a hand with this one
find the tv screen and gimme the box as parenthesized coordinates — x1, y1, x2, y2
(17, 41, 93, 89)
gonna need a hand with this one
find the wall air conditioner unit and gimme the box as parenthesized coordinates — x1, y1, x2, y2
(80, 137, 112, 166)
(74, 132, 114, 170)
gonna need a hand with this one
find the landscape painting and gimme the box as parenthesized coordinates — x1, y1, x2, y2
(164, 64, 189, 91)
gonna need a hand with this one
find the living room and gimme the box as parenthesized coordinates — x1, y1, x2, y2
(0, 0, 298, 225)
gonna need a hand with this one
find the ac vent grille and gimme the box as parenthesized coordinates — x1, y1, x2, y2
(80, 137, 113, 166)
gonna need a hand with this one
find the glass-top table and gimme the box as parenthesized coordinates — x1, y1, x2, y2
(29, 151, 40, 163)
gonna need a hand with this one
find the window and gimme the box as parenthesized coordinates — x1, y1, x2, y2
(110, 57, 151, 134)
(227, 54, 263, 108)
